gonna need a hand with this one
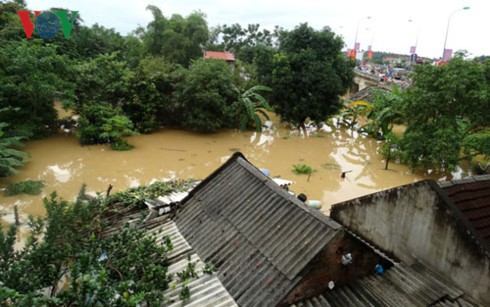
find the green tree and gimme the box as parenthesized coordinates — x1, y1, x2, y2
(401, 57, 490, 171)
(71, 24, 125, 59)
(77, 103, 136, 150)
(123, 56, 181, 133)
(271, 24, 354, 131)
(74, 53, 132, 108)
(0, 0, 27, 42)
(173, 58, 238, 132)
(0, 189, 174, 305)
(0, 40, 74, 138)
(143, 5, 209, 66)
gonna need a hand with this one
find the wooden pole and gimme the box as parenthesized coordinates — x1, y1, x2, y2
(385, 145, 391, 170)
(106, 184, 113, 197)
(14, 205, 19, 225)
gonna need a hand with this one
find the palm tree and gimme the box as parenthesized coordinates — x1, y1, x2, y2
(238, 85, 272, 132)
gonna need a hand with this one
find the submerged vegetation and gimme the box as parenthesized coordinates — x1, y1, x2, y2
(4, 180, 45, 196)
(292, 164, 314, 175)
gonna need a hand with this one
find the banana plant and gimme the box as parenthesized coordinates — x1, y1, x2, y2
(238, 85, 272, 132)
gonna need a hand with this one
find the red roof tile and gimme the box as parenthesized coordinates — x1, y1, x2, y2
(204, 51, 235, 61)
(443, 177, 490, 245)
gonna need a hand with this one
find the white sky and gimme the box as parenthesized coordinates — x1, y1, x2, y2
(27, 0, 486, 59)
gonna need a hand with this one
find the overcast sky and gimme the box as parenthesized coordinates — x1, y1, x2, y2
(27, 0, 486, 59)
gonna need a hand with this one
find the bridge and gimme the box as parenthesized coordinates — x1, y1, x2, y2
(352, 70, 392, 93)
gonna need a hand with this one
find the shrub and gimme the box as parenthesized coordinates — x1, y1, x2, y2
(4, 180, 45, 196)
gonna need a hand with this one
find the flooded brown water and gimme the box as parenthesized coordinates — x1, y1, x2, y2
(0, 119, 472, 230)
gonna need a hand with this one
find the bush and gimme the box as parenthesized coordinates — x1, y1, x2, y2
(77, 103, 136, 149)
(4, 180, 45, 196)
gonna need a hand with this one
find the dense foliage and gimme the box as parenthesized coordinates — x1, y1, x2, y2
(173, 58, 239, 132)
(401, 57, 490, 171)
(0, 41, 74, 138)
(0, 180, 197, 305)
(270, 24, 354, 129)
(77, 103, 136, 150)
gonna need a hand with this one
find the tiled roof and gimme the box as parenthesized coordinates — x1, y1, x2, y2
(174, 153, 343, 306)
(204, 51, 235, 61)
(440, 175, 490, 247)
(292, 262, 479, 307)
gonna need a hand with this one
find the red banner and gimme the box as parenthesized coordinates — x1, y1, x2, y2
(347, 49, 357, 60)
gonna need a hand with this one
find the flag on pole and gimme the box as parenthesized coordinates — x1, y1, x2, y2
(354, 42, 360, 51)
(368, 50, 373, 60)
(367, 45, 372, 51)
(410, 46, 416, 54)
(443, 49, 453, 62)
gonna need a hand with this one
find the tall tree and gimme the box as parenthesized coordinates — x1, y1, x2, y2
(143, 5, 208, 66)
(271, 23, 354, 131)
(401, 57, 490, 171)
(74, 53, 132, 107)
(0, 40, 74, 138)
(173, 58, 238, 132)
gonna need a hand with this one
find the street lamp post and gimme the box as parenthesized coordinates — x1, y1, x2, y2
(408, 19, 419, 53)
(442, 6, 470, 60)
(353, 16, 371, 51)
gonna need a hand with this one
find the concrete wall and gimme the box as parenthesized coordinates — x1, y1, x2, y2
(330, 180, 490, 305)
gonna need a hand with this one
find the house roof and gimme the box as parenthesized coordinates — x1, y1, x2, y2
(440, 175, 490, 247)
(174, 152, 343, 306)
(101, 186, 237, 307)
(204, 51, 235, 61)
(292, 261, 479, 307)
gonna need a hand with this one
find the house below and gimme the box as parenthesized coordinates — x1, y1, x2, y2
(102, 155, 488, 306)
(331, 176, 490, 306)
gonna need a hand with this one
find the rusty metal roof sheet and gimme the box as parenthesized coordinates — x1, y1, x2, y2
(175, 153, 343, 306)
(441, 175, 490, 247)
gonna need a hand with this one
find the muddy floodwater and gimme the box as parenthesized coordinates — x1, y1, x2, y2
(0, 120, 472, 229)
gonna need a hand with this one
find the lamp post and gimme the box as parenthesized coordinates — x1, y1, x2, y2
(353, 16, 371, 51)
(442, 6, 470, 61)
(408, 19, 419, 54)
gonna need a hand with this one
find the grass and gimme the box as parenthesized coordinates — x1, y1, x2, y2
(5, 180, 45, 196)
(292, 164, 314, 175)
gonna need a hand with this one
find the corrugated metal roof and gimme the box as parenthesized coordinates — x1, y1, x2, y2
(164, 253, 237, 307)
(175, 153, 343, 306)
(292, 262, 480, 307)
(204, 51, 235, 61)
(100, 184, 237, 307)
(441, 175, 490, 246)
